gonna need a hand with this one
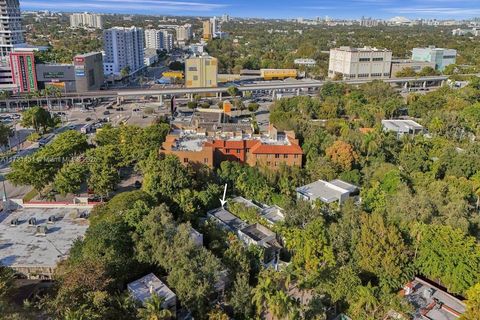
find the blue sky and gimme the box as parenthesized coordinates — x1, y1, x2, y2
(20, 0, 480, 19)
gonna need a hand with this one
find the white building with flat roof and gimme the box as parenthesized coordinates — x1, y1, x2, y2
(328, 46, 392, 80)
(0, 200, 94, 279)
(70, 12, 103, 29)
(103, 27, 144, 76)
(382, 119, 424, 136)
(294, 58, 317, 67)
(128, 273, 176, 314)
(296, 179, 359, 205)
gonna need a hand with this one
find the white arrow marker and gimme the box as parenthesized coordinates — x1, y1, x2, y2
(220, 183, 228, 208)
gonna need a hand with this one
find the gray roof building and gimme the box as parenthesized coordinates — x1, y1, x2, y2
(0, 204, 91, 279)
(404, 277, 466, 320)
(127, 273, 176, 311)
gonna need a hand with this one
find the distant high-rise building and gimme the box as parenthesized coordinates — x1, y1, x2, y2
(103, 27, 144, 76)
(145, 29, 164, 50)
(185, 55, 218, 88)
(221, 14, 230, 23)
(70, 13, 103, 29)
(203, 20, 212, 40)
(0, 0, 25, 57)
(175, 24, 192, 42)
(145, 29, 173, 52)
(411, 46, 457, 71)
(360, 17, 379, 27)
(328, 46, 392, 80)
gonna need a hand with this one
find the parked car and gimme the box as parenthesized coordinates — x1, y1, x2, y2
(103, 111, 110, 115)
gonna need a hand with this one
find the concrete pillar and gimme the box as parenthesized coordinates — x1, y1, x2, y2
(423, 81, 427, 88)
(441, 80, 445, 87)
(272, 90, 276, 100)
(117, 97, 121, 105)
(296, 89, 300, 96)
(404, 82, 408, 89)
(158, 95, 163, 104)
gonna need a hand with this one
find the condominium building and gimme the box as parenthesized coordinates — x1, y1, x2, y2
(103, 27, 144, 76)
(0, 0, 25, 57)
(145, 29, 173, 52)
(161, 126, 303, 169)
(328, 46, 392, 80)
(70, 13, 103, 29)
(411, 46, 457, 71)
(203, 20, 212, 40)
(175, 24, 192, 42)
(185, 55, 218, 88)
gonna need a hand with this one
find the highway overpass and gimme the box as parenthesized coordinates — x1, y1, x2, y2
(0, 75, 449, 108)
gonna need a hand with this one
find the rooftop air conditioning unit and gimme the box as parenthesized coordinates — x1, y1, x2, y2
(10, 218, 19, 227)
(47, 215, 57, 224)
(35, 225, 48, 236)
(28, 217, 37, 226)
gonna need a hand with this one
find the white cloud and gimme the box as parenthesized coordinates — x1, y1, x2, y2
(21, 0, 227, 12)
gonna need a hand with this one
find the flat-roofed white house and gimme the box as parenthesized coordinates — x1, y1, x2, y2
(381, 119, 424, 136)
(296, 179, 359, 205)
(127, 273, 177, 315)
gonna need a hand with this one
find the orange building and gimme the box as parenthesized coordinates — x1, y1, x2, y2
(161, 127, 303, 169)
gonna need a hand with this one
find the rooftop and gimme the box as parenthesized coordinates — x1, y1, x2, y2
(404, 277, 466, 320)
(240, 223, 275, 242)
(296, 179, 359, 203)
(207, 207, 247, 231)
(127, 273, 176, 306)
(0, 207, 90, 270)
(335, 46, 391, 52)
(382, 119, 424, 133)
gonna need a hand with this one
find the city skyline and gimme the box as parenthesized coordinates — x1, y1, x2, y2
(20, 0, 480, 20)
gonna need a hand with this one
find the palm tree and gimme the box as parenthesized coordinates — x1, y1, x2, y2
(138, 294, 172, 320)
(350, 284, 379, 319)
(252, 271, 275, 317)
(269, 290, 297, 320)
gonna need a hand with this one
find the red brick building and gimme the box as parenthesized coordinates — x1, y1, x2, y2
(161, 126, 303, 169)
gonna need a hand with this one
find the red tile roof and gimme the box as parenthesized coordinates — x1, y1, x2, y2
(250, 143, 303, 154)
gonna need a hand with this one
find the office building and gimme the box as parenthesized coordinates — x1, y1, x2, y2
(328, 46, 392, 80)
(103, 27, 144, 76)
(411, 46, 457, 71)
(390, 59, 436, 77)
(69, 12, 103, 29)
(9, 50, 37, 93)
(145, 29, 173, 52)
(185, 55, 218, 88)
(0, 0, 25, 57)
(175, 24, 192, 42)
(73, 52, 104, 92)
(221, 14, 230, 23)
(35, 64, 77, 93)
